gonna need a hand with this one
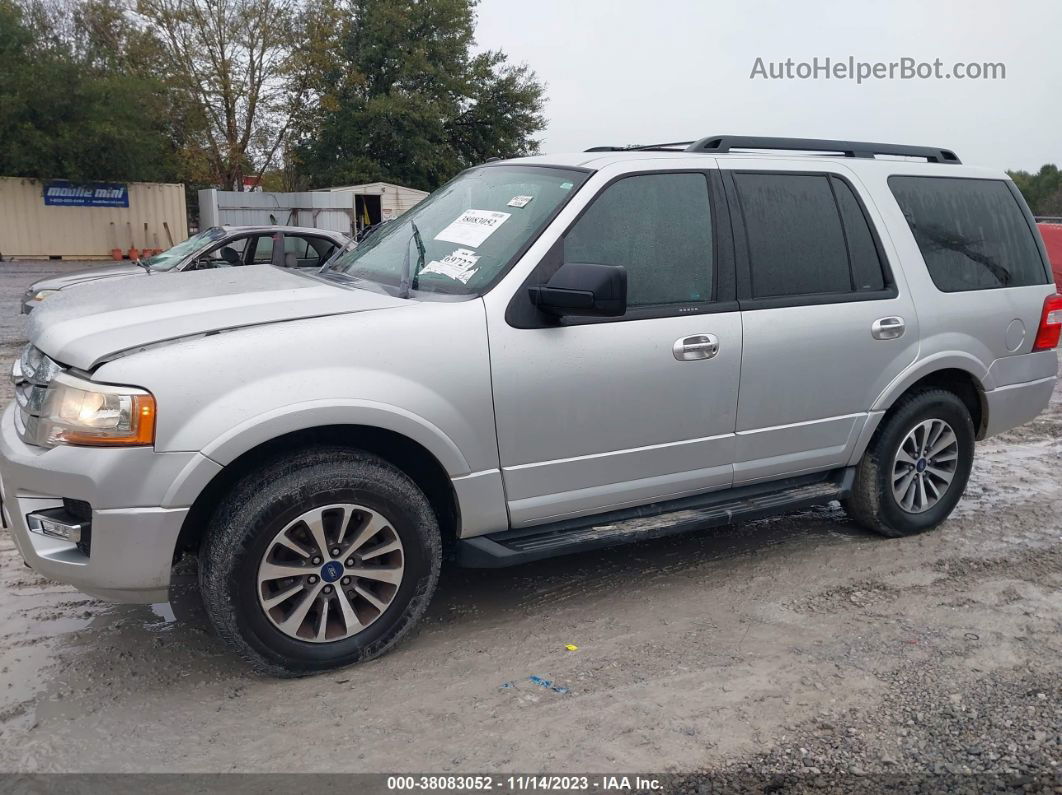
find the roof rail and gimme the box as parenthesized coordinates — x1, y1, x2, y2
(685, 135, 961, 164)
(585, 141, 695, 153)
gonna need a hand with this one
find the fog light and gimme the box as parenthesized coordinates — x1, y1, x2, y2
(27, 510, 84, 544)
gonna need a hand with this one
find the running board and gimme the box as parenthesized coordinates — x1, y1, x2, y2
(456, 468, 855, 567)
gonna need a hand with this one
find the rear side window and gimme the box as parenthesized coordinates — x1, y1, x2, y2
(889, 176, 1048, 291)
(565, 173, 713, 307)
(733, 173, 887, 299)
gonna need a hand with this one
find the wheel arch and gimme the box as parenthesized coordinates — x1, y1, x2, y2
(174, 424, 461, 559)
(871, 360, 989, 441)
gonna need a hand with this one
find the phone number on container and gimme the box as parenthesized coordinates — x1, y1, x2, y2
(387, 776, 593, 791)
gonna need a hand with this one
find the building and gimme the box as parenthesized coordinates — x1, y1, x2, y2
(315, 182, 429, 232)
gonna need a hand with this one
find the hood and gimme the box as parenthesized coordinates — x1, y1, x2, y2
(29, 266, 407, 370)
(32, 263, 146, 292)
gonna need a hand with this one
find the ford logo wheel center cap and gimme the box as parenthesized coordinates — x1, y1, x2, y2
(320, 560, 344, 583)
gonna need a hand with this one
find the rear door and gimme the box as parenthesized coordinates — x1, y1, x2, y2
(722, 162, 919, 483)
(487, 166, 743, 527)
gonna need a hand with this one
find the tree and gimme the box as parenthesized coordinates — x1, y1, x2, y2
(291, 0, 546, 191)
(1009, 164, 1062, 217)
(137, 0, 297, 190)
(0, 0, 181, 181)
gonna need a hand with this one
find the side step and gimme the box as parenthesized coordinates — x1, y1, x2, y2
(456, 468, 855, 568)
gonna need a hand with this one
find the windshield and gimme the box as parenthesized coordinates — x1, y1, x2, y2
(323, 165, 588, 296)
(143, 227, 227, 271)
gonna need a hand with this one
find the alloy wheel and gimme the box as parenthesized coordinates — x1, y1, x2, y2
(256, 504, 405, 642)
(891, 419, 960, 514)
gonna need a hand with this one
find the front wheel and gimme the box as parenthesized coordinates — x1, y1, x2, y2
(198, 448, 441, 676)
(845, 389, 975, 538)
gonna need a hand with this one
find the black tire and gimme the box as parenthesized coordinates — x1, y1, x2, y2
(198, 447, 441, 677)
(845, 389, 975, 538)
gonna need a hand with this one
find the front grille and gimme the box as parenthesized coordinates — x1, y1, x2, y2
(11, 345, 63, 445)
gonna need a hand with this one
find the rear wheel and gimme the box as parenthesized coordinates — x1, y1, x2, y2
(198, 447, 441, 676)
(845, 389, 975, 537)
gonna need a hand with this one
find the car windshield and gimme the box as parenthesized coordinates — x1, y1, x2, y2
(322, 165, 588, 296)
(143, 227, 227, 271)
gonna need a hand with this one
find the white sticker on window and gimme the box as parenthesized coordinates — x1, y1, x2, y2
(559, 182, 574, 190)
(435, 209, 511, 247)
(507, 195, 534, 208)
(421, 248, 480, 284)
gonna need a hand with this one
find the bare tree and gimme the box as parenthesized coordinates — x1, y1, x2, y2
(137, 0, 295, 189)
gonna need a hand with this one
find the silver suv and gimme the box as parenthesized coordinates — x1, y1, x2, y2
(2, 136, 1059, 676)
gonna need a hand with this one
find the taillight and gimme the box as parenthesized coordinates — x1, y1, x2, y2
(1032, 293, 1062, 352)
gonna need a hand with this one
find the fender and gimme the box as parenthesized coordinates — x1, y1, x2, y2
(201, 399, 471, 473)
(158, 399, 472, 511)
(846, 352, 992, 464)
(871, 351, 992, 413)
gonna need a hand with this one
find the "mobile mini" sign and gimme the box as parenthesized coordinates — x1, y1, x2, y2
(43, 181, 129, 208)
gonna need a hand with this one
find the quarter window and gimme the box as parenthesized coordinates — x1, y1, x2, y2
(832, 177, 885, 292)
(564, 173, 713, 307)
(889, 176, 1048, 291)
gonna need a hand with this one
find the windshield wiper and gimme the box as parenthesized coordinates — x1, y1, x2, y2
(398, 220, 426, 299)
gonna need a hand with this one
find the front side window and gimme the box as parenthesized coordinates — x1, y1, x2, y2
(207, 235, 250, 266)
(889, 176, 1048, 291)
(252, 234, 278, 264)
(324, 166, 588, 297)
(564, 173, 713, 307)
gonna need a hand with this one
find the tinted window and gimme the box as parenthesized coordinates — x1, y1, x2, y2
(734, 173, 850, 297)
(889, 176, 1048, 291)
(832, 176, 886, 291)
(565, 173, 712, 307)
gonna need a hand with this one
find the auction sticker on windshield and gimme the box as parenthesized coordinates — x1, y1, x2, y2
(435, 209, 511, 247)
(421, 248, 480, 283)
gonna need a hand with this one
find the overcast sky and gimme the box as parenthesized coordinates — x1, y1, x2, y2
(475, 0, 1060, 173)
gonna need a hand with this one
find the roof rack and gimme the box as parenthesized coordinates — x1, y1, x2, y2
(685, 136, 961, 163)
(585, 136, 960, 163)
(585, 141, 694, 152)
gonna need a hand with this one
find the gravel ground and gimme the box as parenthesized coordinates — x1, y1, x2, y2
(0, 261, 1059, 789)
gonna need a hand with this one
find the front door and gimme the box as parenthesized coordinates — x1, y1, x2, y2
(488, 170, 742, 527)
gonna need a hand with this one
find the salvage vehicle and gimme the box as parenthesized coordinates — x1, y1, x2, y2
(2, 136, 1059, 676)
(20, 225, 349, 313)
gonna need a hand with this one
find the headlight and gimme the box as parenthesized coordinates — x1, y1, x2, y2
(39, 373, 156, 447)
(29, 289, 58, 303)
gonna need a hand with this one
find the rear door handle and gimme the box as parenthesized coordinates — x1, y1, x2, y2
(673, 334, 719, 361)
(871, 316, 905, 340)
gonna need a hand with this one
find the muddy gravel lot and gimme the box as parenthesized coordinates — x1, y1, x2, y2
(0, 261, 1059, 787)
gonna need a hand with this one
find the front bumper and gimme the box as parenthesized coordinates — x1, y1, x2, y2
(0, 403, 196, 603)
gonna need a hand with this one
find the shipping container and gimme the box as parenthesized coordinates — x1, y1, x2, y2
(0, 177, 188, 259)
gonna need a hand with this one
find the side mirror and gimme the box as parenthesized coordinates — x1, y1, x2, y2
(528, 262, 627, 317)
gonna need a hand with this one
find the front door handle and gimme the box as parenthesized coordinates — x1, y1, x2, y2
(871, 316, 906, 340)
(673, 334, 719, 361)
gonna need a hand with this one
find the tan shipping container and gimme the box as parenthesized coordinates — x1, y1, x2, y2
(0, 177, 188, 259)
